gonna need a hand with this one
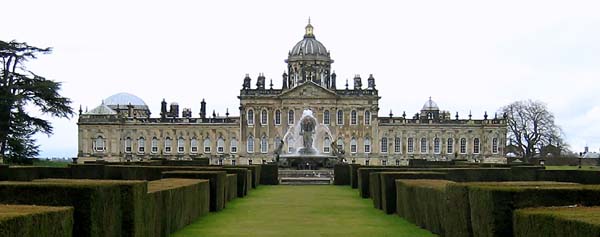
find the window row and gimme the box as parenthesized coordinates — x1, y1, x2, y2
(246, 109, 372, 126)
(380, 137, 500, 154)
(93, 136, 239, 154)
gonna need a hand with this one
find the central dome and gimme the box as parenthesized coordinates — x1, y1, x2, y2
(288, 21, 330, 58)
(104, 92, 149, 110)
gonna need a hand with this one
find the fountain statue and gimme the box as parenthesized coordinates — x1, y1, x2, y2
(278, 109, 343, 169)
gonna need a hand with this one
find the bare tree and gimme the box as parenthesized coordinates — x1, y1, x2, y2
(501, 100, 563, 162)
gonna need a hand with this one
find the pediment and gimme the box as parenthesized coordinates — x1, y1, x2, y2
(278, 81, 338, 99)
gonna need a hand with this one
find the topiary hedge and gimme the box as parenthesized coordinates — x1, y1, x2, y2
(226, 174, 238, 201)
(104, 165, 163, 180)
(145, 178, 210, 236)
(162, 171, 227, 212)
(0, 204, 73, 237)
(69, 164, 105, 179)
(259, 164, 278, 185)
(231, 165, 261, 188)
(0, 181, 125, 237)
(514, 206, 600, 237)
(34, 179, 148, 237)
(396, 179, 453, 235)
(537, 170, 600, 184)
(380, 172, 446, 214)
(369, 172, 382, 209)
(349, 164, 361, 189)
(333, 164, 350, 185)
(357, 168, 409, 198)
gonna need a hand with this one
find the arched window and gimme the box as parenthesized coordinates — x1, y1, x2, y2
(324, 110, 330, 125)
(260, 136, 268, 153)
(230, 138, 238, 153)
(434, 137, 440, 154)
(178, 137, 185, 153)
(164, 137, 172, 153)
(247, 109, 254, 125)
(381, 137, 388, 153)
(191, 137, 198, 153)
(460, 138, 467, 154)
(288, 110, 295, 125)
(261, 110, 268, 125)
(323, 137, 331, 153)
(337, 137, 344, 151)
(125, 137, 132, 153)
(247, 136, 254, 153)
(473, 138, 480, 154)
(138, 137, 145, 153)
(151, 137, 158, 153)
(407, 138, 414, 153)
(364, 138, 371, 153)
(351, 110, 357, 125)
(394, 137, 401, 153)
(365, 111, 371, 125)
(447, 138, 454, 154)
(217, 137, 225, 153)
(350, 138, 357, 153)
(275, 110, 281, 125)
(420, 138, 427, 153)
(492, 138, 498, 154)
(287, 137, 294, 153)
(203, 137, 211, 153)
(94, 136, 105, 152)
(337, 110, 344, 125)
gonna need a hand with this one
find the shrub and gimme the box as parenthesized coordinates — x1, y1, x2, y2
(259, 164, 278, 185)
(0, 204, 73, 237)
(226, 174, 238, 201)
(380, 172, 446, 214)
(514, 206, 600, 237)
(162, 171, 227, 212)
(333, 164, 350, 185)
(395, 179, 452, 235)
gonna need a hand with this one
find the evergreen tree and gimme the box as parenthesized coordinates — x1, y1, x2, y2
(0, 40, 73, 163)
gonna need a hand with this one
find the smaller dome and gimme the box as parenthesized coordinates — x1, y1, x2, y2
(86, 103, 117, 115)
(104, 92, 149, 110)
(422, 97, 439, 111)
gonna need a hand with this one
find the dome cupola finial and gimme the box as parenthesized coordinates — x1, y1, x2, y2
(305, 17, 314, 38)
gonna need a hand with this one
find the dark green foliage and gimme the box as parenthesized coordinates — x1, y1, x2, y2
(510, 166, 543, 181)
(0, 205, 73, 237)
(468, 184, 600, 237)
(0, 40, 73, 163)
(537, 170, 600, 184)
(380, 172, 446, 214)
(69, 164, 105, 179)
(444, 183, 473, 237)
(259, 164, 278, 185)
(333, 164, 350, 185)
(160, 159, 209, 166)
(226, 174, 237, 201)
(349, 164, 361, 189)
(232, 165, 261, 188)
(36, 167, 71, 179)
(369, 172, 381, 209)
(0, 181, 123, 237)
(145, 179, 210, 237)
(104, 165, 163, 180)
(445, 168, 512, 182)
(162, 171, 227, 212)
(358, 168, 404, 198)
(514, 206, 600, 237)
(395, 180, 452, 235)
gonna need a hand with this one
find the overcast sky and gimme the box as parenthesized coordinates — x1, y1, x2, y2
(4, 0, 600, 157)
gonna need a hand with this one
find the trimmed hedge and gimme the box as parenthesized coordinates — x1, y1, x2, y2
(145, 178, 210, 236)
(333, 164, 351, 185)
(226, 174, 238, 201)
(514, 206, 600, 237)
(231, 165, 261, 188)
(369, 172, 381, 209)
(34, 179, 148, 237)
(104, 165, 163, 180)
(468, 183, 600, 237)
(396, 179, 454, 235)
(444, 168, 513, 182)
(0, 204, 73, 237)
(0, 181, 125, 237)
(357, 168, 406, 198)
(349, 164, 361, 189)
(537, 170, 600, 184)
(70, 164, 105, 179)
(380, 172, 446, 214)
(259, 164, 278, 185)
(162, 170, 227, 212)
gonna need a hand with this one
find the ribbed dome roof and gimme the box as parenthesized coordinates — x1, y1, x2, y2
(422, 97, 440, 111)
(86, 103, 117, 115)
(104, 92, 149, 110)
(290, 37, 329, 57)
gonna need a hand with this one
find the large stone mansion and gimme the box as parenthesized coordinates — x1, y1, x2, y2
(77, 22, 507, 165)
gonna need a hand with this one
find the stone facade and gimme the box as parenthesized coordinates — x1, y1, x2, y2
(77, 22, 507, 165)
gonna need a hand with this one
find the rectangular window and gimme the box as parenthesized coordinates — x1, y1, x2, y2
(492, 138, 498, 154)
(275, 111, 281, 125)
(351, 144, 357, 153)
(288, 110, 294, 125)
(394, 137, 401, 153)
(337, 110, 344, 125)
(191, 146, 198, 153)
(434, 138, 440, 154)
(324, 111, 330, 125)
(381, 138, 388, 153)
(447, 138, 453, 154)
(420, 138, 427, 153)
(351, 111, 357, 125)
(473, 138, 480, 154)
(460, 139, 467, 154)
(407, 138, 414, 153)
(364, 144, 371, 153)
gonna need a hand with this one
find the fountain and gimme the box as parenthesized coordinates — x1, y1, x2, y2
(275, 109, 343, 170)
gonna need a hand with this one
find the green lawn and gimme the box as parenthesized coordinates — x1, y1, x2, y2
(174, 185, 436, 237)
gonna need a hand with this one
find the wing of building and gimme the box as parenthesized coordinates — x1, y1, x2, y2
(77, 22, 507, 165)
